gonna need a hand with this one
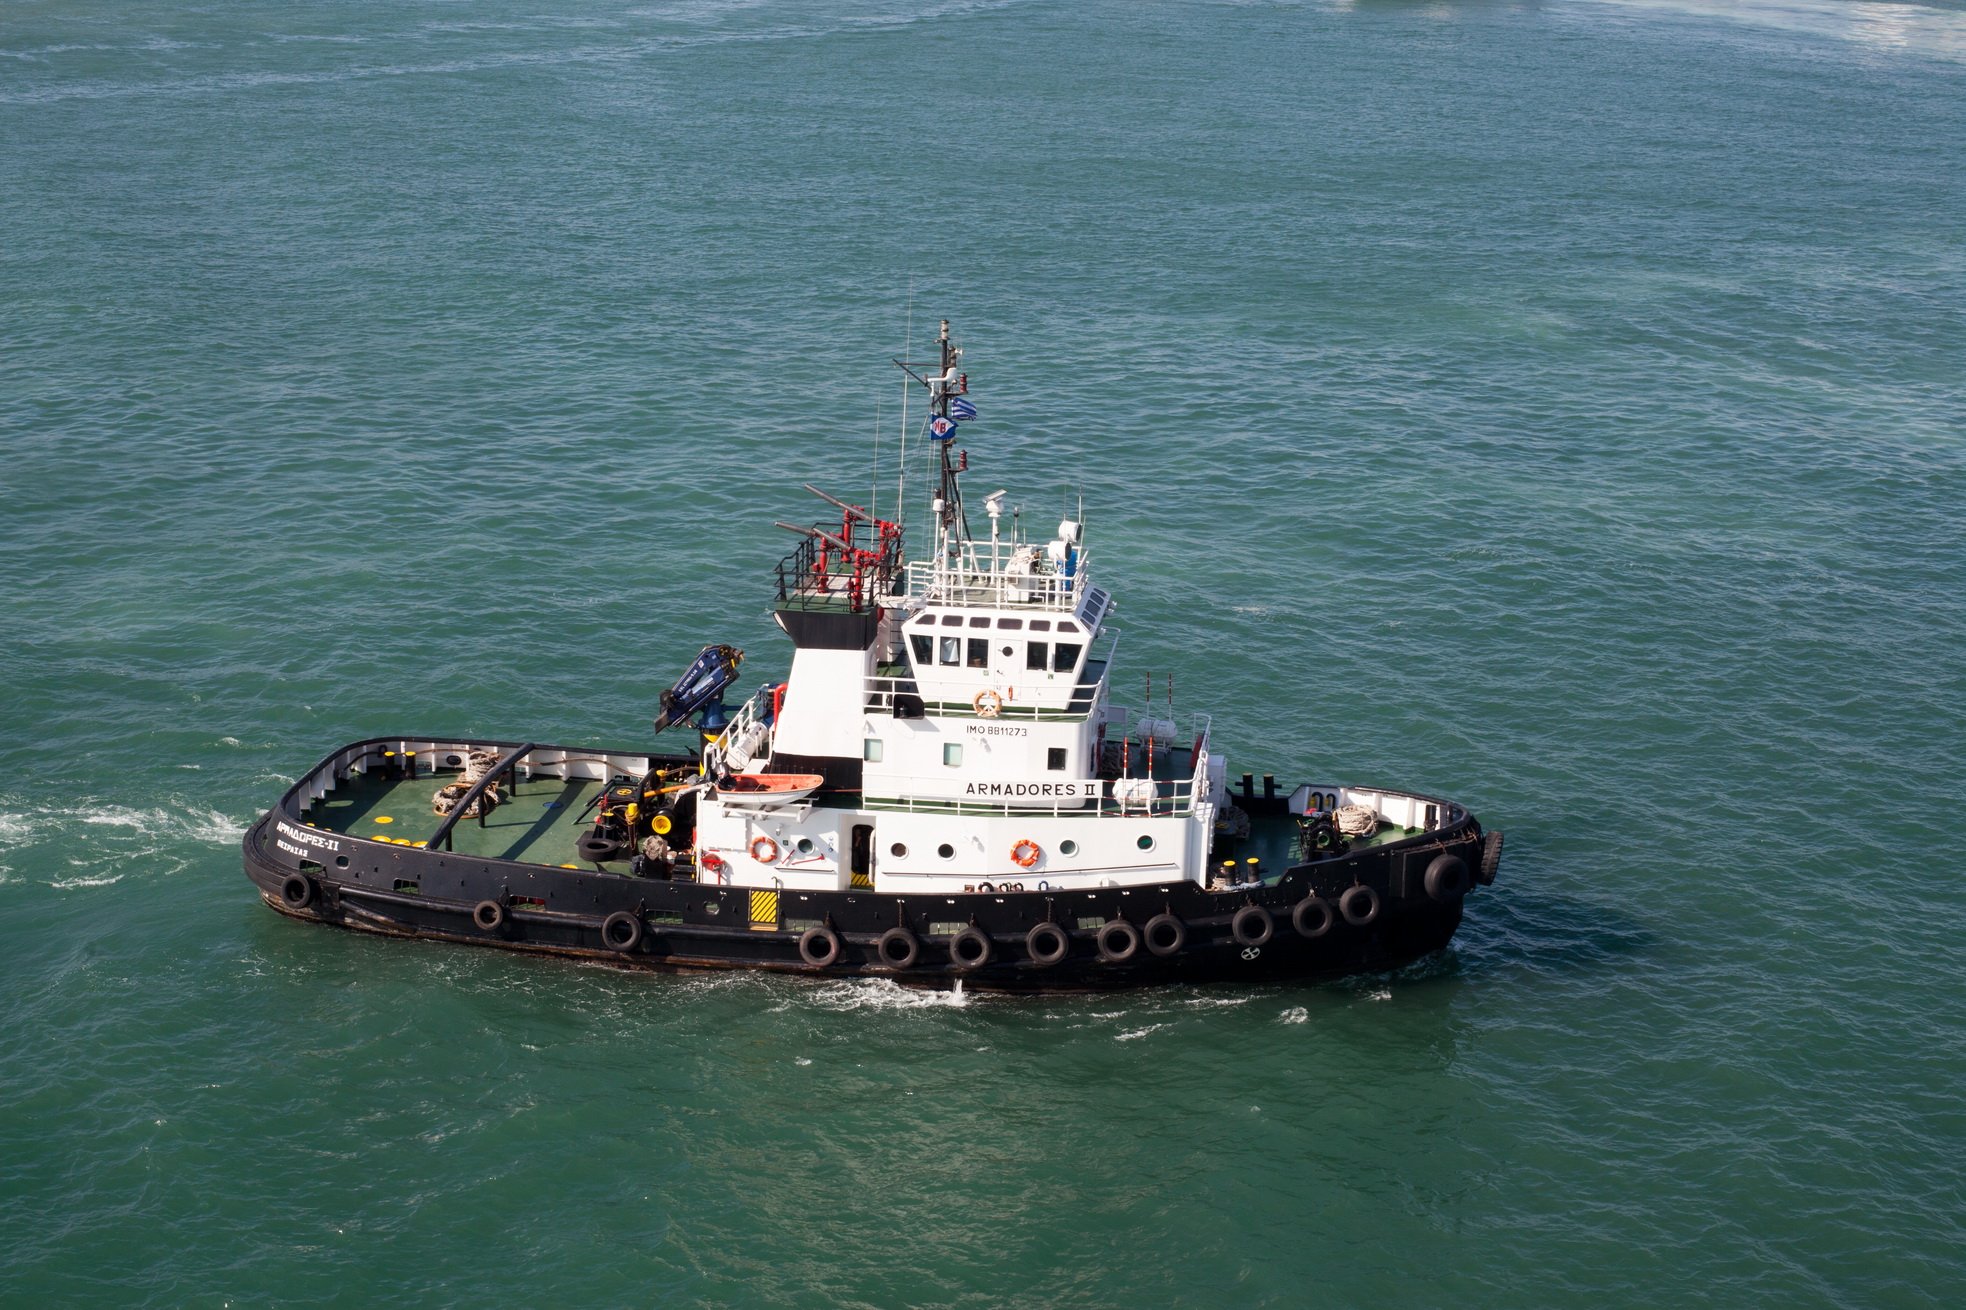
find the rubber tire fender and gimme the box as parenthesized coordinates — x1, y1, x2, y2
(601, 911, 643, 952)
(1025, 921, 1071, 967)
(1292, 895, 1335, 940)
(1231, 904, 1274, 947)
(1423, 854, 1471, 904)
(279, 873, 316, 910)
(472, 899, 507, 933)
(1339, 884, 1381, 928)
(1478, 830, 1504, 886)
(1143, 912, 1187, 957)
(1096, 919, 1140, 964)
(875, 926, 921, 970)
(798, 925, 842, 968)
(950, 926, 994, 971)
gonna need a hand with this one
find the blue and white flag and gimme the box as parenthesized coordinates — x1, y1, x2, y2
(949, 397, 977, 422)
(928, 414, 957, 441)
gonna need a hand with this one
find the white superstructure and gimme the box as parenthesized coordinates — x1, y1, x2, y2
(692, 322, 1228, 896)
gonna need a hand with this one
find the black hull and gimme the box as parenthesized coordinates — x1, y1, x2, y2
(243, 743, 1492, 992)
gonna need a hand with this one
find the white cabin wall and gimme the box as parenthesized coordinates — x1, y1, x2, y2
(770, 646, 875, 760)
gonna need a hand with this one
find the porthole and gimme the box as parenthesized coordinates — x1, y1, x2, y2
(445, 754, 463, 767)
(1059, 839, 1078, 857)
(890, 842, 908, 858)
(937, 843, 956, 860)
(334, 855, 350, 868)
(1136, 834, 1155, 851)
(795, 837, 815, 855)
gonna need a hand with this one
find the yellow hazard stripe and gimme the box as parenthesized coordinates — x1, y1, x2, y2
(749, 889, 779, 925)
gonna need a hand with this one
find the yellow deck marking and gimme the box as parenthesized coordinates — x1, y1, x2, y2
(749, 889, 779, 929)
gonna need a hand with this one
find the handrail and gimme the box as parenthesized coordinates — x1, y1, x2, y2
(426, 742, 535, 852)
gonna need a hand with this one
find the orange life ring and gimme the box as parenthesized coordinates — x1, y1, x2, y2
(973, 689, 1003, 718)
(1010, 838, 1041, 868)
(750, 836, 779, 864)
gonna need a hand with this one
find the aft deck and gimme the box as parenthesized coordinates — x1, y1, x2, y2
(302, 764, 624, 869)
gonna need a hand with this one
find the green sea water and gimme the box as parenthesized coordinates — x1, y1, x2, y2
(3, 1, 1963, 1304)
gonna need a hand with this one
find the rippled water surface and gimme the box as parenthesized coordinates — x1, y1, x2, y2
(3, 1, 1963, 1304)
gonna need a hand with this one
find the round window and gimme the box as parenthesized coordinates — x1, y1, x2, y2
(890, 842, 908, 858)
(334, 855, 350, 868)
(795, 837, 814, 855)
(1059, 839, 1079, 857)
(937, 843, 956, 860)
(1136, 834, 1155, 851)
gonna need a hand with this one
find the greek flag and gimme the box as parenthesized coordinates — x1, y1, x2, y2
(928, 415, 957, 441)
(950, 397, 978, 422)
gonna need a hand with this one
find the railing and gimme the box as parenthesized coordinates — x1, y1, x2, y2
(865, 770, 1205, 819)
(775, 520, 902, 612)
(704, 688, 774, 776)
(902, 539, 1094, 610)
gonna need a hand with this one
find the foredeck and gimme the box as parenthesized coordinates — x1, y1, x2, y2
(303, 768, 619, 868)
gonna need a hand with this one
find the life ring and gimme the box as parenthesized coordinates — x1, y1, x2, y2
(876, 927, 921, 970)
(1340, 884, 1381, 928)
(1010, 839, 1041, 868)
(798, 925, 841, 967)
(973, 689, 1003, 718)
(1292, 895, 1335, 939)
(601, 911, 643, 952)
(279, 873, 316, 910)
(750, 835, 779, 864)
(950, 926, 994, 970)
(1143, 912, 1187, 957)
(1232, 904, 1274, 947)
(1026, 921, 1071, 967)
(1423, 854, 1470, 904)
(472, 900, 507, 933)
(1096, 919, 1140, 963)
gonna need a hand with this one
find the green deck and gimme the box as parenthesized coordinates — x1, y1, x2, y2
(303, 768, 618, 868)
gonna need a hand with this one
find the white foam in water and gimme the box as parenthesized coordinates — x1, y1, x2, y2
(1115, 1023, 1169, 1042)
(1279, 1006, 1309, 1024)
(51, 874, 123, 889)
(802, 978, 971, 1011)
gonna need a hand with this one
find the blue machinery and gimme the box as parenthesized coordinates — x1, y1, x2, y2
(653, 644, 744, 740)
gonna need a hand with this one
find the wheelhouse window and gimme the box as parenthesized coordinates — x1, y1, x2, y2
(1053, 642, 1082, 672)
(1026, 642, 1049, 671)
(910, 634, 932, 665)
(967, 638, 988, 669)
(939, 636, 961, 665)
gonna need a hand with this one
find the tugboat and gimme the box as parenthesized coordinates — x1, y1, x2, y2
(242, 321, 1502, 991)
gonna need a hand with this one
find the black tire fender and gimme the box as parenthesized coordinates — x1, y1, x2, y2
(1424, 854, 1471, 904)
(798, 925, 842, 968)
(279, 873, 316, 910)
(472, 899, 507, 933)
(602, 911, 644, 952)
(1096, 919, 1140, 964)
(1143, 912, 1187, 957)
(875, 926, 920, 970)
(1340, 884, 1381, 928)
(1478, 830, 1504, 885)
(1025, 921, 1071, 967)
(1231, 904, 1274, 947)
(1292, 895, 1335, 940)
(950, 926, 993, 970)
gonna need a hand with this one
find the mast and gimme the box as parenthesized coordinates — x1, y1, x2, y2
(933, 320, 967, 551)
